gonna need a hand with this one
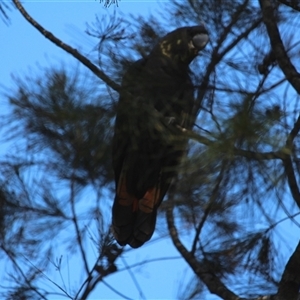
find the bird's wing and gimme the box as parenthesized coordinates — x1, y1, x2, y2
(112, 57, 173, 247)
(112, 25, 209, 248)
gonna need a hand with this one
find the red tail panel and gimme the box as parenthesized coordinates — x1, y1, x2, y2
(112, 174, 162, 248)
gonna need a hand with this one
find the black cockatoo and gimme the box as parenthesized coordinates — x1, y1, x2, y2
(112, 25, 209, 248)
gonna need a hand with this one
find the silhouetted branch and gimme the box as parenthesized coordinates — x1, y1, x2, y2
(178, 127, 286, 160)
(259, 0, 300, 95)
(259, 0, 300, 221)
(12, 0, 120, 92)
(78, 266, 118, 300)
(166, 194, 241, 300)
(98, 0, 120, 8)
(191, 161, 228, 254)
(121, 257, 146, 300)
(276, 241, 300, 300)
(1, 246, 48, 300)
(0, 2, 11, 24)
(117, 256, 181, 272)
(31, 266, 73, 299)
(75, 238, 122, 299)
(278, 0, 300, 12)
(194, 0, 262, 114)
(286, 114, 300, 148)
(282, 156, 300, 209)
(101, 280, 133, 300)
(70, 179, 89, 275)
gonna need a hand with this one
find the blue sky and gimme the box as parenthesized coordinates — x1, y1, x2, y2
(3, 2, 299, 300)
(1, 1, 215, 299)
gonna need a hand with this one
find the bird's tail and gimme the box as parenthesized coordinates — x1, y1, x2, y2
(112, 174, 161, 248)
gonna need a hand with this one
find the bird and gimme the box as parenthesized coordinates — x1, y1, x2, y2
(112, 25, 209, 248)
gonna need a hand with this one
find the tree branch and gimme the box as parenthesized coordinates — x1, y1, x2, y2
(281, 114, 300, 210)
(259, 0, 300, 95)
(1, 246, 48, 300)
(178, 126, 286, 160)
(286, 114, 300, 148)
(259, 0, 300, 212)
(12, 0, 120, 92)
(282, 156, 300, 209)
(276, 241, 300, 300)
(191, 161, 228, 255)
(166, 194, 242, 300)
(278, 0, 300, 12)
(194, 0, 262, 115)
(70, 179, 89, 275)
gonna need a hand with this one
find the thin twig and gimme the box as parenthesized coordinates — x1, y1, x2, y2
(102, 279, 134, 300)
(177, 126, 286, 160)
(1, 246, 48, 300)
(191, 161, 228, 254)
(70, 179, 89, 274)
(121, 257, 146, 300)
(117, 256, 181, 272)
(194, 0, 262, 116)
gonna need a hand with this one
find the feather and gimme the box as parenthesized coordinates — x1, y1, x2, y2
(112, 25, 209, 248)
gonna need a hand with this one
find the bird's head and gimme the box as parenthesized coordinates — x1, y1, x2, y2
(151, 25, 209, 65)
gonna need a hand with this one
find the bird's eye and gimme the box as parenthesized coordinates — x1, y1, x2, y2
(192, 33, 209, 50)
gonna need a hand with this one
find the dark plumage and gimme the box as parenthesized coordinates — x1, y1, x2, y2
(112, 25, 209, 248)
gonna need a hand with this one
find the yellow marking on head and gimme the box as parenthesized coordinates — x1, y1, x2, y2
(160, 41, 172, 57)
